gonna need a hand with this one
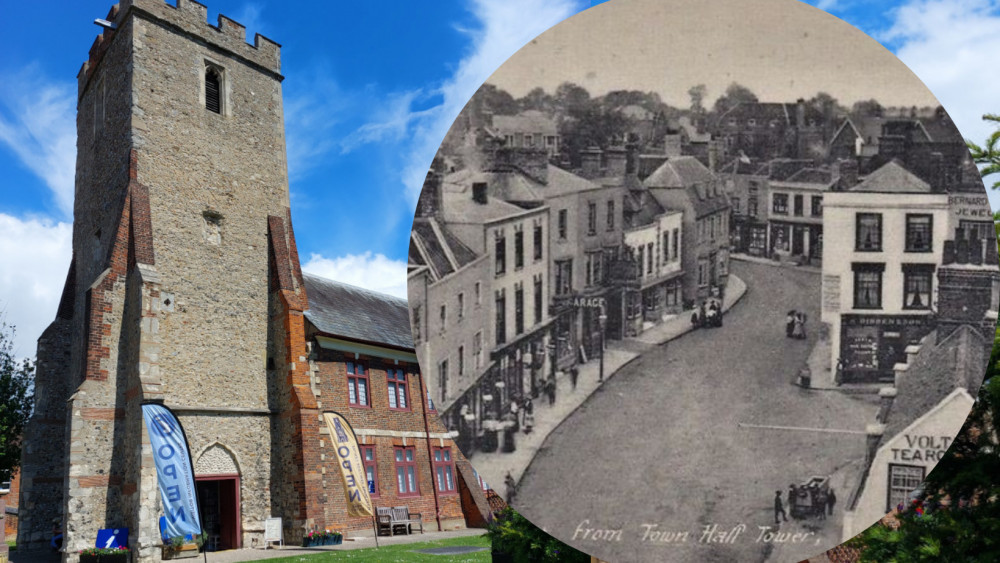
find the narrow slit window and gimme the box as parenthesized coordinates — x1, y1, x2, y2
(206, 68, 222, 114)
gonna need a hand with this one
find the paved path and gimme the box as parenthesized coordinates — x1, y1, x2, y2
(11, 529, 488, 563)
(467, 274, 748, 491)
(514, 261, 880, 563)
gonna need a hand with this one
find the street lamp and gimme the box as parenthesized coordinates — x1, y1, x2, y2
(598, 306, 608, 383)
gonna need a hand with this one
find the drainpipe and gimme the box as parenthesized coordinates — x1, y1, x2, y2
(418, 371, 444, 531)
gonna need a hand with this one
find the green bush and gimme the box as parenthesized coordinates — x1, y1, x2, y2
(486, 508, 590, 562)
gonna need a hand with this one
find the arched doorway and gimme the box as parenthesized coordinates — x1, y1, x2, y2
(194, 444, 241, 550)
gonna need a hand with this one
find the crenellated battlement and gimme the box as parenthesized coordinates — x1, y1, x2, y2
(78, 0, 281, 97)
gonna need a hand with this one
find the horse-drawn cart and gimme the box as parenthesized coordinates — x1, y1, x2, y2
(789, 475, 830, 519)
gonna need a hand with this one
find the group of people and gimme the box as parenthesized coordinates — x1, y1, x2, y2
(774, 483, 837, 524)
(785, 310, 808, 339)
(691, 298, 723, 329)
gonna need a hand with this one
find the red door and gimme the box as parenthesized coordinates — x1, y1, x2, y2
(196, 475, 241, 550)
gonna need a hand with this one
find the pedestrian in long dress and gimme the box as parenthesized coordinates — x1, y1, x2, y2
(792, 313, 805, 339)
(827, 488, 837, 515)
(786, 311, 796, 338)
(509, 398, 520, 433)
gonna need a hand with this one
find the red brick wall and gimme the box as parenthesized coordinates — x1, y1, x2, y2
(2, 470, 19, 539)
(310, 348, 466, 534)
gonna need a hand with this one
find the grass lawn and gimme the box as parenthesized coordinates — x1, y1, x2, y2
(259, 534, 491, 563)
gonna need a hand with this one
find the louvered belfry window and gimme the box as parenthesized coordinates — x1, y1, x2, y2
(205, 68, 221, 114)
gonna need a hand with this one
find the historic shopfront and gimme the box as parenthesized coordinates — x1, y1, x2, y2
(838, 314, 934, 383)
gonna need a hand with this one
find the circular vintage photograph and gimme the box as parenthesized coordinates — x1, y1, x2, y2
(405, 0, 999, 560)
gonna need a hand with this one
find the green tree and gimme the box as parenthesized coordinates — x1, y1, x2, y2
(487, 507, 591, 562)
(966, 113, 1000, 191)
(0, 320, 34, 482)
(846, 377, 1000, 561)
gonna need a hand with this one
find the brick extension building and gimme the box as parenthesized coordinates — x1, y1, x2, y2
(16, 2, 486, 561)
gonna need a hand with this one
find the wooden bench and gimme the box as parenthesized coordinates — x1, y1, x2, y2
(375, 507, 394, 536)
(391, 506, 423, 535)
(375, 506, 423, 535)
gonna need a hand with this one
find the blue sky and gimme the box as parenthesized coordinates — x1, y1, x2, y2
(1, 0, 999, 357)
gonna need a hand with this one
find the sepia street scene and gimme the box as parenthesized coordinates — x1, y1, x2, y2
(406, 0, 1000, 561)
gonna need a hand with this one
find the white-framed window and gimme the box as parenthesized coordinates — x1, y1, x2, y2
(887, 464, 925, 512)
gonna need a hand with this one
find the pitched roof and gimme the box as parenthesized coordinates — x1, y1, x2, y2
(491, 110, 558, 135)
(446, 168, 545, 205)
(919, 116, 964, 144)
(410, 219, 480, 280)
(643, 156, 715, 188)
(881, 326, 988, 441)
(544, 164, 603, 197)
(624, 189, 666, 227)
(304, 273, 413, 350)
(644, 156, 729, 217)
(850, 160, 932, 193)
(770, 167, 836, 190)
(716, 101, 826, 129)
(440, 188, 531, 224)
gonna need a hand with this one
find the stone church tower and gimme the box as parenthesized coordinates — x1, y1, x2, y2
(18, 2, 315, 560)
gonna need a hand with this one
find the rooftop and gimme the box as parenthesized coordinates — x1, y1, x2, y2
(304, 273, 413, 351)
(491, 110, 558, 135)
(849, 160, 932, 194)
(644, 156, 729, 218)
(410, 219, 480, 280)
(882, 325, 988, 441)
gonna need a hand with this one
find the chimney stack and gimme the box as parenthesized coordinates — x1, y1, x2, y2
(472, 182, 489, 205)
(416, 171, 443, 218)
(605, 145, 627, 178)
(864, 424, 885, 467)
(836, 158, 859, 190)
(580, 146, 603, 179)
(929, 152, 946, 192)
(936, 234, 1000, 339)
(707, 140, 719, 173)
(625, 142, 639, 175)
(489, 146, 549, 184)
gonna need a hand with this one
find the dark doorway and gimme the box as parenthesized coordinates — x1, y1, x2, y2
(195, 476, 241, 550)
(792, 225, 805, 255)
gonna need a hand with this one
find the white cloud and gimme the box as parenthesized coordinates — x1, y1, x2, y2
(0, 214, 73, 359)
(879, 0, 1000, 207)
(881, 0, 1000, 150)
(344, 0, 585, 204)
(302, 252, 409, 299)
(0, 66, 77, 218)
